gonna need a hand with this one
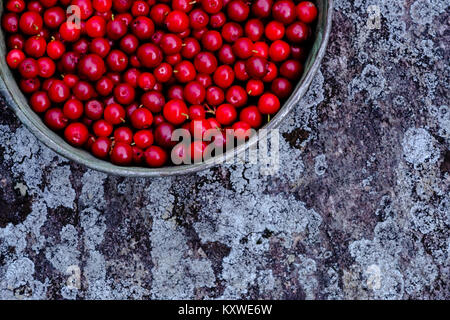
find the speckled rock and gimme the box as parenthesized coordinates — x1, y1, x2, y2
(0, 0, 448, 300)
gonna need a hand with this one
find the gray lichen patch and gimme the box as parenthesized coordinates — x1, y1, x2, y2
(0, 0, 449, 300)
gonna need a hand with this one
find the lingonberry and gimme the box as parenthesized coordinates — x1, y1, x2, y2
(251, 0, 273, 18)
(154, 122, 176, 148)
(104, 103, 126, 125)
(144, 145, 167, 167)
(134, 130, 154, 149)
(46, 40, 65, 59)
(227, 0, 250, 22)
(114, 126, 133, 144)
(272, 0, 296, 24)
(114, 83, 136, 105)
(184, 81, 206, 105)
(213, 65, 234, 88)
(84, 99, 104, 120)
(216, 103, 237, 125)
(130, 108, 153, 129)
(245, 56, 268, 78)
(63, 99, 84, 120)
(240, 105, 262, 128)
(246, 79, 264, 96)
(296, 1, 318, 24)
(64, 122, 89, 147)
(173, 60, 196, 83)
(165, 11, 189, 33)
(142, 91, 165, 113)
(48, 79, 70, 103)
(19, 11, 42, 35)
(258, 93, 280, 114)
(206, 86, 225, 106)
(137, 43, 163, 68)
(269, 40, 291, 62)
(131, 16, 155, 40)
(78, 54, 106, 81)
(30, 91, 51, 113)
(271, 77, 293, 98)
(93, 119, 113, 136)
(163, 99, 189, 125)
(43, 7, 65, 29)
(6, 49, 25, 69)
(91, 136, 112, 159)
(44, 108, 68, 130)
(110, 142, 133, 166)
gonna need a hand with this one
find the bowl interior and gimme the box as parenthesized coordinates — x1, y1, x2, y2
(0, 0, 332, 177)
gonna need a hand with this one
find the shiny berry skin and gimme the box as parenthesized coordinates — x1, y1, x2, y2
(30, 91, 51, 113)
(85, 99, 104, 120)
(210, 12, 226, 28)
(96, 76, 114, 96)
(137, 43, 163, 68)
(48, 80, 70, 103)
(6, 49, 25, 69)
(120, 34, 139, 54)
(221, 22, 242, 43)
(78, 54, 106, 81)
(189, 105, 206, 120)
(134, 130, 154, 149)
(64, 123, 89, 147)
(216, 103, 237, 125)
(265, 21, 285, 41)
(246, 79, 264, 96)
(226, 85, 248, 108)
(296, 1, 318, 24)
(111, 142, 133, 166)
(240, 105, 262, 128)
(86, 16, 106, 38)
(272, 0, 296, 24)
(106, 19, 127, 40)
(189, 8, 209, 29)
(258, 93, 280, 114)
(173, 61, 196, 83)
(104, 103, 125, 125)
(232, 37, 253, 59)
(201, 30, 223, 51)
(131, 16, 155, 40)
(93, 119, 113, 136)
(244, 19, 264, 42)
(46, 40, 65, 59)
(154, 122, 176, 148)
(44, 108, 68, 130)
(181, 37, 201, 59)
(190, 140, 207, 162)
(89, 38, 111, 58)
(262, 61, 278, 82)
(213, 65, 234, 89)
(19, 11, 42, 35)
(280, 59, 303, 80)
(234, 60, 249, 81)
(160, 34, 182, 55)
(251, 0, 272, 18)
(165, 10, 189, 33)
(59, 22, 81, 42)
(232, 121, 251, 140)
(206, 86, 225, 106)
(227, 0, 249, 22)
(2, 13, 19, 33)
(91, 136, 112, 159)
(194, 51, 217, 74)
(19, 78, 40, 94)
(114, 126, 133, 144)
(63, 99, 84, 120)
(138, 72, 156, 91)
(93, 0, 112, 12)
(130, 108, 153, 129)
(271, 77, 293, 98)
(218, 44, 236, 64)
(144, 145, 167, 167)
(269, 40, 291, 62)
(245, 56, 268, 78)
(106, 49, 128, 72)
(189, 119, 211, 140)
(163, 99, 189, 125)
(142, 91, 165, 113)
(201, 0, 223, 14)
(6, 0, 25, 13)
(184, 81, 206, 105)
(286, 21, 310, 43)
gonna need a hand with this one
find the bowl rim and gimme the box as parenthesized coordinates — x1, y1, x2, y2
(0, 0, 333, 177)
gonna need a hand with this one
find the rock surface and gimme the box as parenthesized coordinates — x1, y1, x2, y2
(0, 0, 448, 299)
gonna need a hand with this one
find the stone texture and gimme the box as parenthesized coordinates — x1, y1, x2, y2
(0, 0, 448, 300)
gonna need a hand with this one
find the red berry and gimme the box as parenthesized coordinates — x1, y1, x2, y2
(163, 99, 189, 125)
(165, 10, 189, 33)
(91, 137, 112, 159)
(216, 103, 237, 125)
(134, 130, 154, 149)
(63, 99, 84, 120)
(64, 123, 89, 147)
(258, 93, 280, 114)
(130, 108, 153, 129)
(240, 105, 262, 128)
(144, 145, 167, 167)
(296, 1, 318, 24)
(111, 142, 133, 166)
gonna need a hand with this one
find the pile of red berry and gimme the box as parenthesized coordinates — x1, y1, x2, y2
(2, 0, 318, 167)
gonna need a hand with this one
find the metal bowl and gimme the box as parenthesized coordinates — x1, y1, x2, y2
(0, 0, 333, 177)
